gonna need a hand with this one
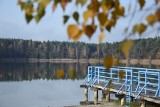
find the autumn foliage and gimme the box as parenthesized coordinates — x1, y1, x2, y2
(17, 0, 160, 73)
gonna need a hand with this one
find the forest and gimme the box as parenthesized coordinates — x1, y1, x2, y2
(0, 37, 160, 59)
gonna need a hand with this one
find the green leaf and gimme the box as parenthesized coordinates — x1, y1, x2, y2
(106, 24, 111, 32)
(73, 11, 79, 23)
(25, 14, 33, 23)
(35, 9, 45, 23)
(139, 0, 145, 9)
(63, 15, 70, 24)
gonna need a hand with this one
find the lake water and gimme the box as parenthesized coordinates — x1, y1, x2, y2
(0, 62, 159, 107)
(0, 62, 101, 107)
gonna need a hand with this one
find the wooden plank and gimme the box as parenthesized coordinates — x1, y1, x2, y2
(91, 84, 160, 104)
(80, 84, 87, 88)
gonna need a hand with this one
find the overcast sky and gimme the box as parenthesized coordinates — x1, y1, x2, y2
(0, 0, 159, 43)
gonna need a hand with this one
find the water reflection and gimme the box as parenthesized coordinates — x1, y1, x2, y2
(0, 62, 92, 81)
(0, 62, 159, 107)
(0, 79, 84, 107)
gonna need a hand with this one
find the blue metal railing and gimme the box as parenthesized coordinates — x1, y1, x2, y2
(82, 66, 160, 99)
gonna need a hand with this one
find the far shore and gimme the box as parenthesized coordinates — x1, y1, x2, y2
(0, 58, 160, 65)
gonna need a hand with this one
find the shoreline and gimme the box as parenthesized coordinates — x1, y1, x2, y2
(0, 58, 160, 65)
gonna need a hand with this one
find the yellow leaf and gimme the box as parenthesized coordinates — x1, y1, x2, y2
(137, 23, 147, 35)
(103, 55, 113, 70)
(83, 25, 97, 38)
(98, 13, 108, 26)
(17, 0, 25, 10)
(155, 0, 160, 4)
(67, 24, 80, 38)
(60, 0, 71, 11)
(76, 0, 87, 6)
(114, 59, 121, 66)
(117, 6, 125, 16)
(114, 0, 120, 9)
(25, 6, 34, 15)
(133, 23, 147, 35)
(67, 25, 82, 41)
(41, 0, 51, 8)
(133, 25, 138, 34)
(121, 40, 134, 58)
(119, 70, 125, 79)
(109, 19, 116, 27)
(101, 4, 108, 13)
(87, 0, 100, 12)
(139, 0, 145, 9)
(156, 8, 160, 21)
(56, 69, 65, 79)
(73, 30, 83, 42)
(69, 68, 76, 80)
(52, 3, 57, 12)
(34, 0, 38, 2)
(99, 33, 105, 43)
(83, 10, 94, 22)
(146, 14, 156, 26)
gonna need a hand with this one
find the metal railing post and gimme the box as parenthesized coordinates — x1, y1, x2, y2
(130, 69, 133, 96)
(87, 66, 90, 82)
(118, 67, 119, 81)
(98, 67, 100, 84)
(145, 69, 147, 94)
(158, 71, 160, 97)
(110, 68, 112, 79)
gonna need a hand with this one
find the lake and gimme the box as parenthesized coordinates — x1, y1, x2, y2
(0, 62, 102, 107)
(0, 62, 159, 107)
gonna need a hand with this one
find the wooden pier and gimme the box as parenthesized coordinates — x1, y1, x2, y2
(80, 66, 160, 107)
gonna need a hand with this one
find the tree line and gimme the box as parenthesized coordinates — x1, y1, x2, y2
(0, 62, 88, 81)
(0, 37, 160, 59)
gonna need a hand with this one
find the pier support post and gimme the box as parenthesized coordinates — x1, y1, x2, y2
(106, 92, 110, 102)
(101, 90, 106, 99)
(84, 88, 88, 103)
(141, 100, 146, 107)
(116, 94, 126, 106)
(120, 96, 126, 106)
(101, 90, 106, 104)
(94, 89, 98, 105)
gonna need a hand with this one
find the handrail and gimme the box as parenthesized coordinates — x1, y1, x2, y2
(82, 66, 160, 99)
